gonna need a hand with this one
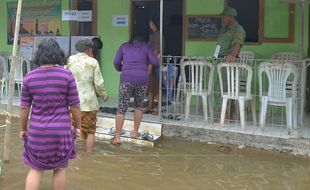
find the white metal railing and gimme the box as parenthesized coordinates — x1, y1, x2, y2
(159, 56, 309, 138)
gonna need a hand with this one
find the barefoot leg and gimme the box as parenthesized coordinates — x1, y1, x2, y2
(25, 168, 43, 190)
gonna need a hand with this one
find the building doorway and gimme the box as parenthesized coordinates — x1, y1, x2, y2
(131, 0, 184, 56)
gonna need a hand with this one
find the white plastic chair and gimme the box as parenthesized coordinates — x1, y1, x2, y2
(176, 56, 208, 103)
(271, 52, 301, 61)
(0, 55, 9, 98)
(9, 57, 30, 97)
(239, 51, 256, 64)
(182, 60, 214, 121)
(270, 52, 301, 92)
(258, 62, 298, 129)
(217, 63, 257, 128)
(270, 52, 302, 124)
(238, 51, 256, 89)
(300, 59, 310, 125)
(271, 52, 301, 86)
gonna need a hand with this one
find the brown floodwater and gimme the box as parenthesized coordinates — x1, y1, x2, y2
(0, 117, 310, 190)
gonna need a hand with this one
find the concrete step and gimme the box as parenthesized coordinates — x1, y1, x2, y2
(95, 116, 162, 147)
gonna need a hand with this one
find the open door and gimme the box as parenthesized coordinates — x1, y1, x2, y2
(131, 0, 184, 56)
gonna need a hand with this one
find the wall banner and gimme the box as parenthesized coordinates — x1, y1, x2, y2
(7, 0, 61, 45)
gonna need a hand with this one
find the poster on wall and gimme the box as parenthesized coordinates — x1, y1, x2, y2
(7, 0, 61, 45)
(112, 15, 129, 27)
(34, 36, 70, 57)
(20, 36, 104, 60)
(20, 36, 34, 61)
(20, 36, 70, 61)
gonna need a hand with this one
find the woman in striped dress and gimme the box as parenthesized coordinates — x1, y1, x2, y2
(19, 39, 81, 190)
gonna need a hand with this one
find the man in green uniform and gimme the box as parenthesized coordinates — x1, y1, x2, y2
(216, 5, 246, 121)
(217, 6, 246, 62)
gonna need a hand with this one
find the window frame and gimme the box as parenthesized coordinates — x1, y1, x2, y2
(261, 0, 295, 43)
(70, 0, 98, 36)
(231, 0, 295, 44)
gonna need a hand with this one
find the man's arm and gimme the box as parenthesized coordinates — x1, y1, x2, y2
(227, 26, 245, 63)
(226, 43, 241, 63)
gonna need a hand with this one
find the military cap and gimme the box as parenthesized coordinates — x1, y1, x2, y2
(220, 6, 237, 17)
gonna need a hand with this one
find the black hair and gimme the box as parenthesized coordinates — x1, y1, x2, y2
(33, 38, 65, 66)
(92, 37, 103, 61)
(129, 33, 145, 44)
(92, 37, 103, 50)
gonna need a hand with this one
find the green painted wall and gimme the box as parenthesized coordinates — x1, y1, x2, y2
(97, 0, 130, 98)
(0, 0, 308, 98)
(186, 0, 224, 15)
(264, 0, 289, 38)
(0, 0, 15, 52)
(185, 0, 309, 58)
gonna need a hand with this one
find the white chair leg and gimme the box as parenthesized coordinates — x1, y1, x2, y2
(220, 98, 228, 125)
(259, 96, 268, 127)
(5, 80, 8, 96)
(208, 95, 213, 120)
(251, 99, 257, 125)
(1, 79, 4, 98)
(286, 98, 293, 129)
(195, 96, 200, 114)
(17, 83, 21, 97)
(293, 99, 298, 129)
(176, 77, 182, 103)
(238, 99, 245, 128)
(227, 100, 231, 120)
(185, 93, 191, 120)
(201, 95, 208, 121)
(300, 97, 304, 127)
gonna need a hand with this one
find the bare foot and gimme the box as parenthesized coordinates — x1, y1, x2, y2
(144, 108, 154, 114)
(110, 136, 121, 145)
(151, 110, 158, 115)
(130, 131, 140, 139)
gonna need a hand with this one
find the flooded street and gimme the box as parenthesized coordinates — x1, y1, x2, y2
(0, 117, 310, 190)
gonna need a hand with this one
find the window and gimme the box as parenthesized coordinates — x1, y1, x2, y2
(228, 0, 260, 43)
(70, 0, 98, 36)
(228, 0, 294, 43)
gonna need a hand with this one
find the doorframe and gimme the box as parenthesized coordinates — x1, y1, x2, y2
(308, 4, 310, 56)
(129, 0, 158, 39)
(182, 0, 185, 55)
(130, 0, 186, 56)
(70, 0, 98, 36)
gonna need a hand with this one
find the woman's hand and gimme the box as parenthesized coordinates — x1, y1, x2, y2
(19, 130, 27, 139)
(157, 53, 161, 60)
(148, 64, 153, 75)
(103, 95, 109, 102)
(72, 128, 80, 139)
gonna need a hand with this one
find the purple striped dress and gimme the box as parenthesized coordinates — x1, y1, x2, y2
(21, 66, 80, 170)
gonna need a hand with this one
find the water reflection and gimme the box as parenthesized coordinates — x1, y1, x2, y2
(0, 120, 310, 190)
